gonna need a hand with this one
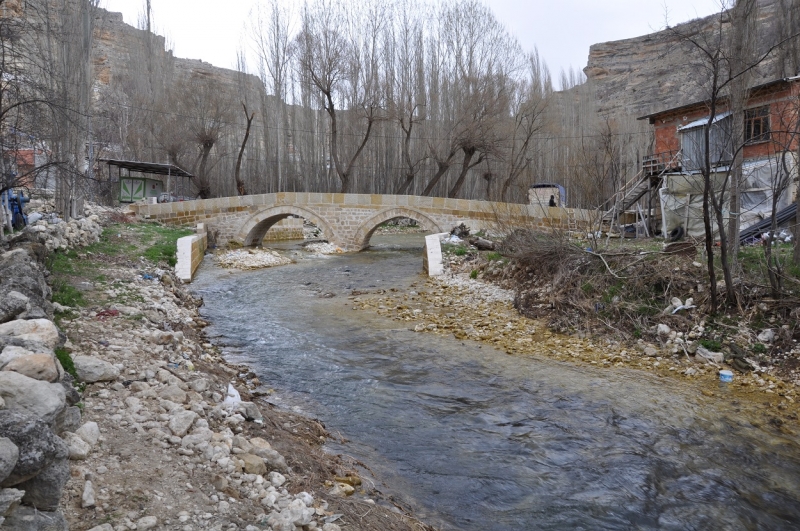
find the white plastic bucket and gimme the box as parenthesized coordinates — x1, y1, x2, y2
(719, 370, 733, 383)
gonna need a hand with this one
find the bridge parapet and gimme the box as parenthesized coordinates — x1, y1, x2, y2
(129, 193, 597, 251)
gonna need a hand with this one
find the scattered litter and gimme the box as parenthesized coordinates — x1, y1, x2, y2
(95, 309, 120, 320)
(223, 383, 241, 405)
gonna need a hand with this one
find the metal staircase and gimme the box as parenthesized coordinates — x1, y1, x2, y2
(601, 151, 682, 224)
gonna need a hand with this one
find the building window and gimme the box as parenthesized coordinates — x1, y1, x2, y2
(745, 106, 770, 143)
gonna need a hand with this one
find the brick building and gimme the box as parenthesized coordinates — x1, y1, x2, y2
(638, 76, 800, 238)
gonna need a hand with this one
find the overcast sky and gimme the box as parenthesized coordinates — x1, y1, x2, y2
(101, 0, 724, 78)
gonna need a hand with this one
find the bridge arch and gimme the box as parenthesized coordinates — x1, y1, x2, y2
(237, 205, 338, 247)
(352, 207, 444, 250)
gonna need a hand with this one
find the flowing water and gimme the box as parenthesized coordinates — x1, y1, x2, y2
(191, 235, 800, 531)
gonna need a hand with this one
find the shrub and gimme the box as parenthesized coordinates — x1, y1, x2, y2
(699, 338, 722, 351)
(55, 347, 78, 380)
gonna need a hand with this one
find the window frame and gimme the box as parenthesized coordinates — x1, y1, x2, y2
(744, 105, 771, 144)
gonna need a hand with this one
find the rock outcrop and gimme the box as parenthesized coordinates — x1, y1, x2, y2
(584, 0, 800, 117)
(0, 245, 73, 530)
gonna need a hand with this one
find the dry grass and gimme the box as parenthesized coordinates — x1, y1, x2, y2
(500, 228, 701, 337)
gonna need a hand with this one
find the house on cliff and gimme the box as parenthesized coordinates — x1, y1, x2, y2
(638, 76, 800, 239)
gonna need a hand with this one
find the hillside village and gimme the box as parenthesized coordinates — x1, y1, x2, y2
(2, 0, 800, 530)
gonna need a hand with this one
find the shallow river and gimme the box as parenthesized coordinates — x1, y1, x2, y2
(191, 235, 800, 531)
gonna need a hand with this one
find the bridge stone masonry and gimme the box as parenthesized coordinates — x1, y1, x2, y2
(128, 193, 595, 251)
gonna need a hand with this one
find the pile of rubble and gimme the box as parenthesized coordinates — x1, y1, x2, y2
(24, 214, 103, 252)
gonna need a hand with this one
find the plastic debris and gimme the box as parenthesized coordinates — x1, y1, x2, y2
(223, 383, 241, 405)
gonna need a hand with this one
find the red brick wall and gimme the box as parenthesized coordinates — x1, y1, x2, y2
(651, 83, 800, 160)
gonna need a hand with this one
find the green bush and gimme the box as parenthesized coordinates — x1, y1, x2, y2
(699, 338, 722, 351)
(470, 269, 478, 279)
(454, 247, 467, 256)
(486, 251, 502, 261)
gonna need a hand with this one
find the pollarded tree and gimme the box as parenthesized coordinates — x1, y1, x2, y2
(421, 0, 522, 199)
(180, 75, 233, 199)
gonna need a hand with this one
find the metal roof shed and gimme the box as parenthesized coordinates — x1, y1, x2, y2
(99, 159, 194, 203)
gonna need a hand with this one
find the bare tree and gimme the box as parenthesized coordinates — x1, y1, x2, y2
(386, 0, 428, 195)
(421, 0, 521, 198)
(180, 76, 232, 198)
(671, 0, 800, 311)
(294, 0, 384, 194)
(498, 50, 549, 201)
(253, 0, 292, 191)
(234, 103, 255, 195)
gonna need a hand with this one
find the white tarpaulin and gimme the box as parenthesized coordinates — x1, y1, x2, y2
(738, 155, 796, 229)
(659, 155, 796, 239)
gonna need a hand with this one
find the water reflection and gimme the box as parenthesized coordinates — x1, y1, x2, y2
(192, 241, 800, 531)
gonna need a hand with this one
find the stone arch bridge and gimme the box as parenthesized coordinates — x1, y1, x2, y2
(129, 193, 593, 251)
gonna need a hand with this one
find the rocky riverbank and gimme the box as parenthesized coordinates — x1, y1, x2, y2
(350, 263, 800, 433)
(1, 208, 437, 531)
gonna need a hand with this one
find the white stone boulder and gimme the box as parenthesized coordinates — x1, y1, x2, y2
(72, 355, 120, 383)
(0, 438, 19, 484)
(0, 372, 66, 426)
(0, 346, 30, 369)
(2, 354, 61, 382)
(168, 410, 198, 437)
(0, 319, 60, 349)
(62, 432, 91, 460)
(75, 422, 100, 448)
(695, 347, 724, 365)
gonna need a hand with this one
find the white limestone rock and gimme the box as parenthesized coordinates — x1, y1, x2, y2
(81, 480, 95, 508)
(168, 410, 198, 437)
(72, 355, 120, 383)
(0, 319, 60, 349)
(2, 354, 61, 382)
(0, 438, 19, 485)
(74, 422, 100, 448)
(61, 432, 91, 460)
(0, 372, 66, 426)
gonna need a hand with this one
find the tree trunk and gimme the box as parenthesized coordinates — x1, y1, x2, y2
(422, 150, 458, 196)
(196, 143, 214, 199)
(448, 147, 478, 198)
(235, 103, 255, 196)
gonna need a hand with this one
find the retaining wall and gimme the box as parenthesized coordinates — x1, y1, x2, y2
(175, 225, 208, 283)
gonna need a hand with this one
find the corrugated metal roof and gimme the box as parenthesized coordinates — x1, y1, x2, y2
(99, 159, 194, 178)
(677, 110, 731, 132)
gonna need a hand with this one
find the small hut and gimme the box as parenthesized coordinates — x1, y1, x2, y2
(99, 159, 194, 203)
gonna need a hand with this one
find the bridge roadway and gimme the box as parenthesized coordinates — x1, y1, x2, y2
(129, 192, 592, 251)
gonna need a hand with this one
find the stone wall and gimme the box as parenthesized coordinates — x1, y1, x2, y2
(0, 248, 78, 530)
(261, 218, 304, 241)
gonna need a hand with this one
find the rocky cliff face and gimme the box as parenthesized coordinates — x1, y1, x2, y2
(92, 9, 264, 101)
(584, 0, 800, 118)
